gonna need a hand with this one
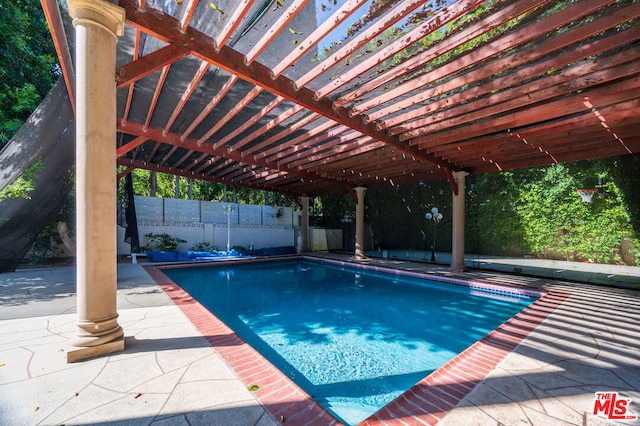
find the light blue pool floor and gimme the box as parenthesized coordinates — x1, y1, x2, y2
(0, 258, 639, 425)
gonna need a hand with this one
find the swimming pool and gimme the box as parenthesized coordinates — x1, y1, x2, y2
(160, 257, 541, 425)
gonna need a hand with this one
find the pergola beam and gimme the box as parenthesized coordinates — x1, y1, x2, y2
(117, 120, 355, 192)
(116, 43, 190, 88)
(118, 157, 302, 196)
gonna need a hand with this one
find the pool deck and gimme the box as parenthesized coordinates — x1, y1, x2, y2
(1, 254, 639, 425)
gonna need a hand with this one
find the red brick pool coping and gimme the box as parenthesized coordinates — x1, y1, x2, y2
(144, 259, 569, 425)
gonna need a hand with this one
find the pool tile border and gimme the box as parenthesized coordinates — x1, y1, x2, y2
(309, 256, 545, 299)
(144, 258, 569, 426)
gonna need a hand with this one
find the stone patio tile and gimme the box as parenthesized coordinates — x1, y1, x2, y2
(64, 391, 170, 425)
(118, 307, 193, 332)
(156, 380, 257, 420)
(437, 404, 501, 426)
(125, 317, 199, 339)
(134, 365, 187, 394)
(42, 382, 152, 425)
(156, 345, 221, 373)
(151, 413, 191, 425)
(127, 312, 201, 340)
(0, 317, 66, 349)
(46, 313, 77, 333)
(535, 334, 601, 360)
(511, 336, 577, 365)
(520, 402, 580, 426)
(510, 367, 585, 392)
(27, 340, 87, 378)
(0, 362, 107, 425)
(93, 352, 166, 391)
(255, 412, 281, 426)
(122, 304, 187, 321)
(185, 401, 267, 426)
(522, 392, 585, 425)
(594, 343, 640, 369)
(552, 360, 634, 389)
(116, 307, 162, 327)
(182, 352, 239, 381)
(495, 349, 560, 372)
(480, 371, 542, 406)
(464, 402, 529, 425)
(0, 347, 33, 383)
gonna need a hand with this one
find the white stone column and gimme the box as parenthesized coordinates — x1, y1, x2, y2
(300, 196, 309, 252)
(451, 171, 470, 271)
(354, 187, 366, 259)
(67, 0, 125, 362)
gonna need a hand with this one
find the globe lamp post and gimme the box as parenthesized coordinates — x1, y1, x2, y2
(425, 207, 443, 262)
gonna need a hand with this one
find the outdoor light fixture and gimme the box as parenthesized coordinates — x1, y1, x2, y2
(224, 205, 234, 253)
(425, 207, 443, 262)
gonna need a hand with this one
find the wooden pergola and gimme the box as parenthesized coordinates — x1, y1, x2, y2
(42, 0, 640, 361)
(43, 0, 640, 198)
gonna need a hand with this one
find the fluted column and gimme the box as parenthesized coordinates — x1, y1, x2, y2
(300, 196, 309, 252)
(67, 0, 125, 362)
(354, 187, 366, 259)
(451, 171, 470, 271)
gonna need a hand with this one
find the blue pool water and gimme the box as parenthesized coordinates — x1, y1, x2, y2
(163, 259, 535, 425)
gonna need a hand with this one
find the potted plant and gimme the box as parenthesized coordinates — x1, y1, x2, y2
(144, 233, 186, 261)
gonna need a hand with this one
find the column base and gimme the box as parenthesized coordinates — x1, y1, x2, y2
(67, 335, 124, 363)
(450, 264, 468, 272)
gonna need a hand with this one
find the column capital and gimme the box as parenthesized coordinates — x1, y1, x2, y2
(68, 0, 125, 36)
(452, 171, 470, 181)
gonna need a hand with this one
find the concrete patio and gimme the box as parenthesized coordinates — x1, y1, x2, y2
(0, 258, 639, 425)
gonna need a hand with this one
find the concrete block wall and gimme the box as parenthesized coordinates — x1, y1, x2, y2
(117, 197, 306, 255)
(134, 196, 297, 227)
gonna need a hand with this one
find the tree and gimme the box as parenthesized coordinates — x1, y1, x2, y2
(0, 0, 58, 148)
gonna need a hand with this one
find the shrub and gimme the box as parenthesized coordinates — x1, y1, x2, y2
(191, 241, 214, 251)
(143, 233, 186, 252)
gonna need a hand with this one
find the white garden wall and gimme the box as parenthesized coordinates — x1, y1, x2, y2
(117, 197, 307, 255)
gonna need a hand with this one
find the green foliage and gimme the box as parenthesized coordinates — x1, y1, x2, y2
(317, 193, 353, 228)
(467, 160, 638, 264)
(325, 157, 638, 266)
(191, 241, 214, 251)
(29, 192, 75, 264)
(466, 172, 523, 256)
(143, 233, 186, 252)
(511, 163, 634, 263)
(118, 168, 297, 208)
(605, 155, 640, 235)
(0, 158, 43, 200)
(29, 222, 64, 264)
(0, 0, 58, 148)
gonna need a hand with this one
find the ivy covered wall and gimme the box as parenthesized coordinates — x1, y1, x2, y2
(320, 155, 640, 266)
